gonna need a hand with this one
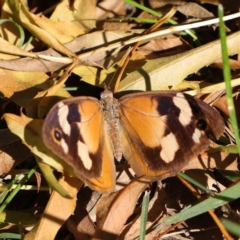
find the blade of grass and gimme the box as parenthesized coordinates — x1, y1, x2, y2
(221, 218, 240, 237)
(0, 19, 25, 47)
(123, 0, 199, 45)
(0, 233, 23, 239)
(177, 172, 215, 195)
(0, 165, 38, 212)
(218, 5, 240, 155)
(0, 174, 21, 205)
(154, 182, 240, 229)
(139, 191, 150, 240)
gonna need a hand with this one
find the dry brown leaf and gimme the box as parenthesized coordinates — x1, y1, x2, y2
(51, 0, 95, 32)
(0, 30, 138, 72)
(96, 0, 126, 21)
(200, 88, 225, 105)
(0, 38, 38, 58)
(177, 2, 214, 18)
(211, 94, 229, 116)
(30, 14, 83, 43)
(0, 2, 238, 240)
(0, 3, 24, 46)
(3, 113, 74, 176)
(19, 3, 76, 57)
(75, 0, 96, 31)
(67, 208, 96, 240)
(92, 177, 152, 240)
(0, 69, 38, 106)
(182, 150, 238, 172)
(5, 1, 76, 57)
(0, 138, 32, 174)
(37, 62, 76, 119)
(212, 59, 240, 70)
(25, 86, 71, 119)
(119, 185, 167, 240)
(0, 69, 50, 106)
(0, 55, 67, 73)
(98, 0, 132, 30)
(139, 34, 191, 57)
(24, 176, 79, 240)
(210, 88, 240, 119)
(149, 0, 186, 9)
(201, 0, 240, 11)
(118, 32, 240, 91)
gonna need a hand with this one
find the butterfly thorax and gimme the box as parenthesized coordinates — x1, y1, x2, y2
(100, 88, 122, 161)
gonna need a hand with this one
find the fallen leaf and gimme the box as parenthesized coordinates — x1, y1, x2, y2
(212, 59, 240, 70)
(118, 32, 240, 91)
(0, 37, 38, 58)
(139, 34, 191, 57)
(3, 113, 74, 176)
(177, 2, 214, 18)
(67, 208, 96, 240)
(0, 69, 49, 106)
(182, 150, 238, 172)
(7, 0, 76, 57)
(119, 185, 167, 240)
(24, 176, 80, 240)
(92, 177, 152, 240)
(0, 129, 32, 174)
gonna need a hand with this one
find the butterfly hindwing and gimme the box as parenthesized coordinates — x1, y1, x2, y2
(119, 91, 224, 179)
(42, 97, 116, 193)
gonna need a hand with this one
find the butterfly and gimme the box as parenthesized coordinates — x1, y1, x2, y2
(42, 87, 225, 193)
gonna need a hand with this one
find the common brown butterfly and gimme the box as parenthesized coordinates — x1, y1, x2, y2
(42, 86, 224, 193)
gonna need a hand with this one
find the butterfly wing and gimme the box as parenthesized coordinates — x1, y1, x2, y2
(42, 97, 115, 193)
(119, 91, 224, 179)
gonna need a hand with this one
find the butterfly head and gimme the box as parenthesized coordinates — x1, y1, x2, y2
(100, 87, 114, 100)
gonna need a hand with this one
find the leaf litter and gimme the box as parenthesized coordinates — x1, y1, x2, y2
(0, 0, 240, 239)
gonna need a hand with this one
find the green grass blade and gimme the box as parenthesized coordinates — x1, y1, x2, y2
(0, 165, 38, 212)
(0, 19, 25, 47)
(0, 233, 23, 239)
(221, 218, 240, 237)
(177, 172, 215, 194)
(152, 182, 240, 229)
(139, 191, 150, 240)
(218, 5, 240, 155)
(123, 0, 199, 45)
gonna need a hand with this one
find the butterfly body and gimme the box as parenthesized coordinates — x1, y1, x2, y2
(100, 88, 122, 161)
(42, 88, 224, 193)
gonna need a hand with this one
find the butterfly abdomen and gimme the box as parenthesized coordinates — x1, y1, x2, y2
(101, 88, 123, 161)
(106, 117, 122, 161)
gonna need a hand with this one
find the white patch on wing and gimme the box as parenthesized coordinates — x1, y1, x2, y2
(192, 128, 201, 143)
(160, 132, 179, 163)
(61, 139, 69, 153)
(58, 102, 71, 136)
(77, 140, 92, 170)
(173, 93, 192, 126)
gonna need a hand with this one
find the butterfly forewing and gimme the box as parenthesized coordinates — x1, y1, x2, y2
(42, 97, 116, 193)
(119, 91, 224, 179)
